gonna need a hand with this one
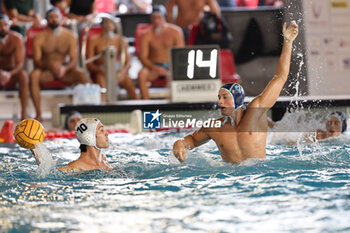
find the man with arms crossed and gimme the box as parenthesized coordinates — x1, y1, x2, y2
(30, 8, 87, 122)
(138, 5, 184, 99)
(0, 14, 29, 120)
(173, 21, 299, 163)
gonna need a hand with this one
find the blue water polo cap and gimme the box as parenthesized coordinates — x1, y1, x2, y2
(329, 111, 347, 133)
(220, 83, 245, 110)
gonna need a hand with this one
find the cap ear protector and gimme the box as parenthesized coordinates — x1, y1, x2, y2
(75, 118, 101, 147)
(220, 83, 245, 110)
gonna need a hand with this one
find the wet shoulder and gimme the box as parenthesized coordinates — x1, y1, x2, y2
(58, 161, 82, 173)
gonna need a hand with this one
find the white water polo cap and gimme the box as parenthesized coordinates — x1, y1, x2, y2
(75, 118, 101, 147)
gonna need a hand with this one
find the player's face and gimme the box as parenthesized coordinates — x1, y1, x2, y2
(326, 116, 341, 135)
(218, 89, 234, 116)
(151, 13, 164, 28)
(47, 11, 61, 29)
(0, 20, 9, 37)
(103, 19, 115, 32)
(68, 115, 81, 131)
(95, 123, 109, 148)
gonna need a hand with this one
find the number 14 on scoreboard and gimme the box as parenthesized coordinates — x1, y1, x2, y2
(187, 49, 218, 79)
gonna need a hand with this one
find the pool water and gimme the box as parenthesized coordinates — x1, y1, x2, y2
(1, 130, 350, 232)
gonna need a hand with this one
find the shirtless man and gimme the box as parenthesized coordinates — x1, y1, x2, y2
(30, 8, 87, 122)
(87, 18, 138, 101)
(31, 118, 112, 172)
(173, 21, 299, 163)
(0, 14, 29, 120)
(138, 5, 185, 99)
(166, 0, 220, 37)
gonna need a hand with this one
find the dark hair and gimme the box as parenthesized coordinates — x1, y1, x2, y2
(80, 144, 87, 152)
(50, 0, 64, 5)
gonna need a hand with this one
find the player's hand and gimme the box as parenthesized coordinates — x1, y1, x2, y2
(173, 140, 187, 163)
(57, 66, 66, 78)
(155, 66, 169, 76)
(283, 21, 298, 42)
(0, 71, 11, 86)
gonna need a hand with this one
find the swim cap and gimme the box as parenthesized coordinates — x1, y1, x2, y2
(46, 7, 62, 20)
(64, 111, 82, 130)
(220, 83, 245, 110)
(329, 111, 347, 133)
(152, 5, 166, 17)
(0, 14, 11, 25)
(75, 118, 101, 147)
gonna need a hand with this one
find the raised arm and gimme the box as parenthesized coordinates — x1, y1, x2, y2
(252, 21, 298, 109)
(173, 128, 211, 162)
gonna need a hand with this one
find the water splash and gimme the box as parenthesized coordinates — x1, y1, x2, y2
(35, 143, 56, 178)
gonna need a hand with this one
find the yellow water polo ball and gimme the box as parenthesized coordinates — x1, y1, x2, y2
(14, 119, 45, 149)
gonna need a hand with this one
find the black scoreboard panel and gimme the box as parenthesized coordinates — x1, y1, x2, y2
(170, 46, 220, 81)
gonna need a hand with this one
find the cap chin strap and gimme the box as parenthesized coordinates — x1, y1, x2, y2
(222, 105, 244, 126)
(93, 145, 112, 168)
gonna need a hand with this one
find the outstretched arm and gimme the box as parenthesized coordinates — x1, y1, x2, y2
(173, 128, 210, 162)
(252, 21, 299, 109)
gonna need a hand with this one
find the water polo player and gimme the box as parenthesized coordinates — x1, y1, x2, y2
(316, 111, 347, 140)
(58, 118, 112, 172)
(173, 21, 299, 163)
(27, 118, 112, 172)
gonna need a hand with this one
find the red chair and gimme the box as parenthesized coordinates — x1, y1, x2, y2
(187, 24, 199, 46)
(219, 49, 240, 84)
(26, 26, 70, 89)
(80, 26, 103, 56)
(134, 23, 152, 57)
(134, 24, 167, 87)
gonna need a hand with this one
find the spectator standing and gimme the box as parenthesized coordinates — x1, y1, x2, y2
(3, 0, 41, 27)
